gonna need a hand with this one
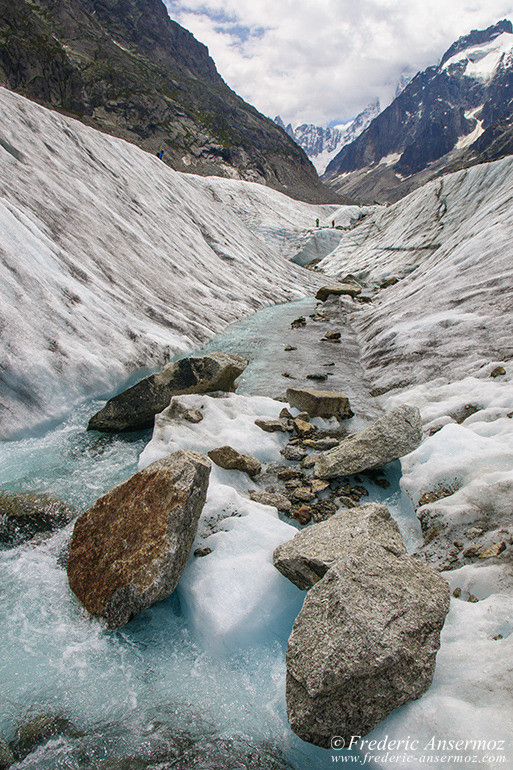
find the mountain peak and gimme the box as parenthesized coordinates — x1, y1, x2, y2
(440, 19, 513, 67)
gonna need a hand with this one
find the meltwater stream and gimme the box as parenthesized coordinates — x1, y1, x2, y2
(0, 298, 421, 769)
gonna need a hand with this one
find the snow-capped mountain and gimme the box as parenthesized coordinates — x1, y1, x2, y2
(0, 87, 340, 439)
(324, 19, 513, 203)
(275, 100, 380, 175)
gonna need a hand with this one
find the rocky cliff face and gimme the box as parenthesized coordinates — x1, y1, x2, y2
(323, 20, 513, 203)
(0, 0, 338, 203)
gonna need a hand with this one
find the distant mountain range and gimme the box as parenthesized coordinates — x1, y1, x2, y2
(275, 100, 380, 174)
(0, 0, 338, 203)
(323, 19, 513, 203)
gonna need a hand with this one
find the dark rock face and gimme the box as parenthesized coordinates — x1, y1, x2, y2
(67, 450, 210, 628)
(286, 542, 450, 747)
(10, 714, 81, 762)
(323, 20, 513, 203)
(0, 0, 339, 203)
(0, 491, 74, 545)
(88, 352, 247, 432)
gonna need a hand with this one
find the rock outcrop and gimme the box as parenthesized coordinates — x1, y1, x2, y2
(314, 404, 422, 478)
(88, 352, 247, 432)
(273, 503, 406, 590)
(67, 450, 210, 628)
(286, 388, 353, 420)
(0, 491, 74, 545)
(286, 541, 450, 746)
(315, 284, 361, 301)
(208, 446, 261, 477)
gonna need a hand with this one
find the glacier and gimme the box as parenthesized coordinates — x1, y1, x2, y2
(0, 87, 339, 439)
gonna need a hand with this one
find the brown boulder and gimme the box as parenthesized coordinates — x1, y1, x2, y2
(67, 450, 210, 628)
(315, 284, 361, 302)
(286, 388, 353, 420)
(208, 446, 261, 476)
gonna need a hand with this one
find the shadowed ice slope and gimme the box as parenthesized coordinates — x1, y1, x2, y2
(0, 87, 335, 438)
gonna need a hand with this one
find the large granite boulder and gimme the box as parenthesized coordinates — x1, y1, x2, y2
(67, 450, 210, 628)
(314, 404, 422, 478)
(0, 491, 74, 545)
(273, 503, 406, 590)
(286, 541, 450, 747)
(315, 284, 361, 301)
(286, 388, 353, 420)
(88, 352, 247, 432)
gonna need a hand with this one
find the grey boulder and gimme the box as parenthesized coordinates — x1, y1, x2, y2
(88, 352, 247, 432)
(273, 503, 406, 590)
(315, 284, 361, 301)
(314, 404, 422, 478)
(67, 450, 210, 628)
(286, 388, 353, 420)
(286, 541, 450, 747)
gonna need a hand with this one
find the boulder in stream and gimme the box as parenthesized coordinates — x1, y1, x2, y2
(0, 737, 14, 769)
(0, 491, 74, 546)
(67, 450, 210, 628)
(273, 503, 406, 590)
(315, 284, 361, 301)
(286, 541, 450, 747)
(87, 352, 247, 433)
(314, 404, 422, 478)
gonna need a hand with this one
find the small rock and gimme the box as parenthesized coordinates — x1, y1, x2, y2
(284, 346, 297, 351)
(194, 546, 212, 557)
(286, 388, 353, 420)
(166, 397, 204, 424)
(311, 479, 330, 493)
(453, 541, 463, 550)
(293, 418, 316, 437)
(254, 418, 288, 433)
(465, 527, 484, 539)
(208, 446, 261, 476)
(303, 437, 339, 450)
(292, 505, 313, 525)
(279, 408, 293, 420)
(300, 454, 317, 469)
(296, 412, 310, 421)
(350, 484, 369, 502)
(281, 372, 296, 379)
(463, 545, 481, 558)
(324, 331, 341, 340)
(468, 594, 479, 603)
(490, 366, 506, 378)
(291, 317, 306, 328)
(315, 284, 361, 302)
(277, 467, 305, 481)
(338, 496, 358, 509)
(281, 444, 307, 462)
(479, 541, 506, 558)
(306, 373, 327, 381)
(311, 500, 338, 521)
(379, 276, 399, 289)
(249, 491, 292, 513)
(292, 487, 316, 503)
(453, 587, 462, 598)
(285, 479, 303, 489)
(493, 634, 504, 640)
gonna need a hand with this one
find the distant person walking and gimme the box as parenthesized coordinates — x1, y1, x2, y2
(315, 218, 319, 227)
(157, 150, 164, 159)
(331, 220, 335, 228)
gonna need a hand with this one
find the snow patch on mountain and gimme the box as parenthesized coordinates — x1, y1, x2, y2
(0, 87, 341, 439)
(442, 30, 513, 80)
(275, 100, 381, 175)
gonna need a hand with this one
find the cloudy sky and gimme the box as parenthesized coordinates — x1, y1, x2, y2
(164, 0, 513, 128)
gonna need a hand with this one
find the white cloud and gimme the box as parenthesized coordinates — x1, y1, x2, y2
(164, 0, 513, 126)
